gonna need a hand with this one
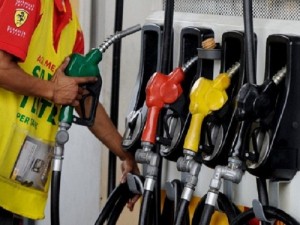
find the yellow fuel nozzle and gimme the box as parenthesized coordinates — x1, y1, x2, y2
(183, 62, 240, 153)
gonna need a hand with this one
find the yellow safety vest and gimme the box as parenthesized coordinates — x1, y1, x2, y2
(0, 1, 81, 219)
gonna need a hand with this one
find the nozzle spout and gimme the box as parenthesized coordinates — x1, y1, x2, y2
(272, 66, 287, 85)
(98, 24, 142, 53)
(227, 62, 241, 78)
(182, 56, 198, 73)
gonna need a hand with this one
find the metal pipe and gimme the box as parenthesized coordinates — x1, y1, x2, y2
(243, 0, 256, 84)
(108, 0, 124, 196)
(161, 0, 174, 74)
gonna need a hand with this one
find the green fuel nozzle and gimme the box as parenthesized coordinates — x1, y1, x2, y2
(59, 24, 142, 126)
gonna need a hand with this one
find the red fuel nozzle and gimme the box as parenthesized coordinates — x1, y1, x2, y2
(141, 67, 185, 144)
(141, 56, 198, 144)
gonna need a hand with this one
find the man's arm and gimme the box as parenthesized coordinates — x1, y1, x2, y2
(0, 50, 97, 106)
(89, 102, 136, 162)
(87, 103, 140, 210)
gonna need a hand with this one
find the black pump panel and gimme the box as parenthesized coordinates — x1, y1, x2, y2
(130, 24, 164, 111)
(122, 24, 165, 151)
(247, 34, 300, 181)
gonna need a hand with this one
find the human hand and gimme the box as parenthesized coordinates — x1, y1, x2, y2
(51, 57, 97, 106)
(120, 155, 141, 211)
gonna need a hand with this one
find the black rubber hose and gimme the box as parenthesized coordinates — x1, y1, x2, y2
(218, 192, 241, 223)
(155, 0, 175, 223)
(161, 0, 174, 74)
(243, 0, 256, 84)
(231, 206, 300, 225)
(192, 194, 207, 225)
(174, 199, 190, 225)
(51, 171, 61, 225)
(138, 190, 153, 225)
(160, 179, 185, 225)
(94, 183, 126, 225)
(192, 193, 241, 225)
(107, 190, 132, 225)
(161, 196, 175, 225)
(173, 180, 189, 224)
(199, 203, 215, 225)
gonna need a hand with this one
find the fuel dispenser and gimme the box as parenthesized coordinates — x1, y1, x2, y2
(196, 31, 300, 225)
(50, 25, 141, 225)
(195, 57, 289, 225)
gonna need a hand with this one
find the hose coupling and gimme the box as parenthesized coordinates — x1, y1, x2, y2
(177, 149, 196, 172)
(136, 142, 160, 181)
(210, 157, 244, 191)
(135, 142, 154, 164)
(205, 191, 219, 206)
(177, 149, 201, 200)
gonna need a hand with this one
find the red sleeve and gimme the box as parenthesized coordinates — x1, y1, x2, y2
(0, 0, 40, 61)
(72, 29, 84, 54)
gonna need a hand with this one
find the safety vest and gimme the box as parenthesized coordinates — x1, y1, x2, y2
(0, 1, 80, 219)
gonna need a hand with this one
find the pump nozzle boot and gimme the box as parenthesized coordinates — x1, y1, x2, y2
(246, 34, 300, 181)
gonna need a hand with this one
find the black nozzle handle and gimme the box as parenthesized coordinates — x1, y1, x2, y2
(99, 24, 142, 53)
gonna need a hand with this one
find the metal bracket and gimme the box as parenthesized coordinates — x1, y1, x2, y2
(127, 173, 144, 195)
(252, 199, 273, 223)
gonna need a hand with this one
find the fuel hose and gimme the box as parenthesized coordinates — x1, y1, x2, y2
(192, 193, 241, 225)
(94, 183, 127, 225)
(174, 199, 190, 225)
(138, 190, 153, 225)
(51, 171, 61, 225)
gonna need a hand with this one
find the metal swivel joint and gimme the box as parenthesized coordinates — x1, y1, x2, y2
(135, 142, 160, 191)
(177, 150, 202, 201)
(206, 156, 244, 206)
(53, 122, 71, 172)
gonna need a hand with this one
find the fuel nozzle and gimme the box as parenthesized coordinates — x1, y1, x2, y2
(176, 149, 201, 201)
(235, 66, 286, 121)
(59, 24, 142, 126)
(140, 56, 199, 145)
(233, 66, 286, 162)
(183, 62, 240, 153)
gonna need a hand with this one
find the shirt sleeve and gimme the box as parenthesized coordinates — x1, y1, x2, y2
(72, 29, 84, 54)
(0, 0, 40, 61)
